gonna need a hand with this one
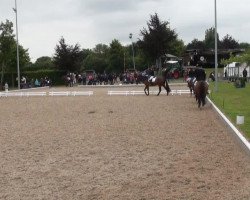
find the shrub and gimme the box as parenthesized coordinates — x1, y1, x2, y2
(2, 70, 67, 87)
(234, 77, 246, 88)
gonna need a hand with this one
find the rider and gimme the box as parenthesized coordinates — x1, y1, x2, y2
(148, 66, 155, 83)
(194, 66, 209, 94)
(194, 67, 206, 81)
(187, 68, 195, 83)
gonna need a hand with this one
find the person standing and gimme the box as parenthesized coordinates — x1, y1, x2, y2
(243, 67, 248, 83)
(21, 76, 26, 89)
(4, 82, 8, 92)
(224, 69, 227, 79)
(243, 68, 248, 78)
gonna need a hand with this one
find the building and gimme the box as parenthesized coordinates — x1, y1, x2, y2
(183, 49, 245, 67)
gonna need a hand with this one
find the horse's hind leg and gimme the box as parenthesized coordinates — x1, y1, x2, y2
(165, 82, 171, 95)
(202, 96, 206, 106)
(144, 86, 149, 96)
(188, 84, 192, 96)
(202, 99, 206, 106)
(163, 85, 170, 95)
(144, 87, 147, 95)
(157, 86, 161, 96)
(198, 98, 201, 108)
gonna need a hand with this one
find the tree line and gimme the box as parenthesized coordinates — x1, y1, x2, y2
(1, 13, 250, 85)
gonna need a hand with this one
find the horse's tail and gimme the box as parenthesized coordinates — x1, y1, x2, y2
(200, 81, 207, 106)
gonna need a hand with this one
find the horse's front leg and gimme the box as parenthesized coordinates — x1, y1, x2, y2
(157, 86, 161, 96)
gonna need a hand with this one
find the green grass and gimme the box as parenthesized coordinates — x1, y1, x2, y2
(209, 81, 250, 139)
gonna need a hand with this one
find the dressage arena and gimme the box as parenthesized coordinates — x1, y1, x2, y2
(0, 85, 250, 200)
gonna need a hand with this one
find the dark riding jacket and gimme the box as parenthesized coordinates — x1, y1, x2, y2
(188, 70, 195, 78)
(147, 69, 154, 77)
(194, 68, 206, 81)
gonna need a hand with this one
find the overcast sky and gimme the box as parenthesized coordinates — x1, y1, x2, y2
(1, 0, 250, 62)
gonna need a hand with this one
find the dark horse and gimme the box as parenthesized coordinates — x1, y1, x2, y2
(194, 81, 208, 108)
(136, 69, 171, 96)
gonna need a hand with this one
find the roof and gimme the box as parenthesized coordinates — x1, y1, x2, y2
(183, 66, 204, 70)
(164, 54, 178, 58)
(166, 60, 178, 64)
(185, 49, 245, 55)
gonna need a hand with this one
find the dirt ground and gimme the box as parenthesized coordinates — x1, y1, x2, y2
(0, 85, 250, 200)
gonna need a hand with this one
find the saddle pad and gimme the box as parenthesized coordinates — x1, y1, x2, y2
(148, 76, 156, 82)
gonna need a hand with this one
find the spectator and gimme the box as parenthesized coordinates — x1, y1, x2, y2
(4, 82, 8, 92)
(243, 68, 247, 78)
(34, 79, 40, 87)
(209, 71, 215, 82)
(21, 76, 27, 89)
(243, 67, 248, 83)
(224, 69, 227, 79)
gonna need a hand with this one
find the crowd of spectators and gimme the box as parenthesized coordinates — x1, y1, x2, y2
(20, 76, 52, 89)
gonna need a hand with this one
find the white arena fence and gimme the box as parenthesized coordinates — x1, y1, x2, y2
(1, 90, 209, 97)
(0, 91, 93, 97)
(48, 91, 93, 96)
(107, 90, 191, 96)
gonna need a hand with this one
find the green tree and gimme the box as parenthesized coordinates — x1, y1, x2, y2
(33, 56, 55, 69)
(241, 50, 250, 65)
(204, 27, 220, 49)
(220, 34, 239, 49)
(0, 20, 15, 84)
(133, 46, 150, 71)
(93, 43, 109, 55)
(169, 39, 185, 57)
(107, 39, 124, 73)
(239, 42, 250, 50)
(221, 49, 250, 66)
(124, 44, 136, 70)
(53, 37, 83, 72)
(138, 13, 178, 64)
(83, 53, 108, 73)
(0, 20, 30, 85)
(83, 44, 109, 73)
(125, 42, 149, 70)
(186, 38, 206, 50)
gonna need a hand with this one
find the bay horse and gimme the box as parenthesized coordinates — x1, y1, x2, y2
(194, 80, 209, 108)
(136, 69, 171, 96)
